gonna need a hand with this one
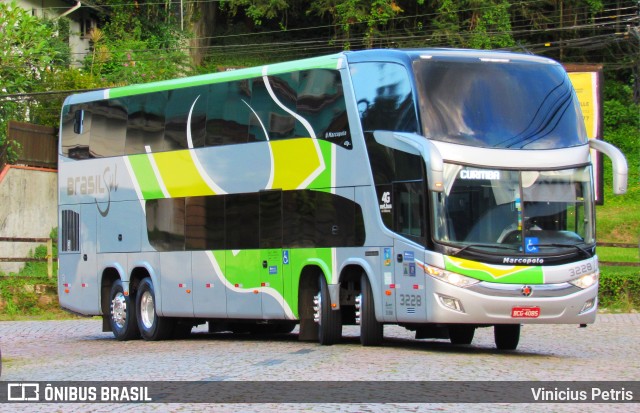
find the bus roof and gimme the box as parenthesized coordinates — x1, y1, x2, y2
(63, 48, 560, 106)
(64, 52, 344, 106)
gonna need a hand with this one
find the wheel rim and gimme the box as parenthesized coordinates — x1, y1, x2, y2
(111, 292, 127, 329)
(140, 290, 155, 329)
(313, 292, 321, 325)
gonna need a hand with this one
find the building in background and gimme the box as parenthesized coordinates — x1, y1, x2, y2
(3, 0, 103, 65)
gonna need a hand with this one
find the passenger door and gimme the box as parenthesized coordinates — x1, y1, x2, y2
(394, 239, 427, 322)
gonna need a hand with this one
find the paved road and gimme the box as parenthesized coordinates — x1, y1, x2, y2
(0, 314, 639, 412)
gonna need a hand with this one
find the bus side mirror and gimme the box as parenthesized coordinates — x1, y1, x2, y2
(373, 131, 445, 193)
(589, 139, 628, 195)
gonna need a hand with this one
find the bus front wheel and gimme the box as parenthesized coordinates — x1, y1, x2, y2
(136, 277, 175, 341)
(494, 324, 520, 350)
(314, 276, 342, 345)
(109, 279, 139, 341)
(449, 325, 475, 345)
(358, 274, 383, 346)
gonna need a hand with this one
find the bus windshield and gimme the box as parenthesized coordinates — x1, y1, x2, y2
(433, 165, 595, 256)
(414, 59, 588, 149)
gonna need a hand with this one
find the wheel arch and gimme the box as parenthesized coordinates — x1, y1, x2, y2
(339, 258, 383, 320)
(129, 262, 162, 315)
(100, 267, 121, 326)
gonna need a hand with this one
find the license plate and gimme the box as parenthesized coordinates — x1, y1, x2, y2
(511, 307, 540, 318)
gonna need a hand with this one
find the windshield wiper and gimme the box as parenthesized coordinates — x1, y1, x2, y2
(452, 243, 518, 257)
(535, 243, 593, 259)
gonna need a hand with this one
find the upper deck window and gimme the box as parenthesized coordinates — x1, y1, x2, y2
(414, 60, 587, 149)
(350, 62, 418, 133)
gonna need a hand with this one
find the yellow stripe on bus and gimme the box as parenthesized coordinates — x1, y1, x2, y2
(269, 138, 323, 190)
(153, 150, 216, 197)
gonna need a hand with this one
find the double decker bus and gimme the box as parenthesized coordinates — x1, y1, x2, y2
(58, 49, 627, 350)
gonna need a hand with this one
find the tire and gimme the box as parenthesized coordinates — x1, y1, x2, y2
(315, 275, 342, 345)
(136, 277, 175, 341)
(448, 325, 475, 345)
(359, 274, 383, 346)
(109, 279, 139, 341)
(494, 324, 520, 350)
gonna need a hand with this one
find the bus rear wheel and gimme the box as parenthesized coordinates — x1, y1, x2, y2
(314, 275, 342, 345)
(136, 277, 175, 341)
(109, 279, 139, 341)
(494, 324, 520, 350)
(358, 274, 383, 346)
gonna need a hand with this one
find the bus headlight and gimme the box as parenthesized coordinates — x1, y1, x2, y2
(569, 272, 599, 289)
(426, 266, 481, 288)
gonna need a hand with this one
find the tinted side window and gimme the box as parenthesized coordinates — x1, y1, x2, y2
(298, 69, 351, 149)
(250, 74, 299, 141)
(90, 99, 127, 157)
(365, 132, 427, 245)
(146, 198, 186, 251)
(260, 191, 283, 248)
(125, 92, 167, 155)
(394, 181, 425, 241)
(365, 132, 423, 185)
(185, 195, 225, 250)
(147, 190, 365, 251)
(165, 87, 208, 150)
(206, 81, 251, 146)
(283, 190, 316, 248)
(226, 193, 259, 249)
(283, 190, 365, 248)
(350, 62, 418, 133)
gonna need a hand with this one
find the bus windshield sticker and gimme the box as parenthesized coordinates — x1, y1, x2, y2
(525, 237, 540, 254)
(384, 248, 392, 266)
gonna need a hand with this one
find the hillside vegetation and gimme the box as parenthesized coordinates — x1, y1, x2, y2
(1, 0, 638, 243)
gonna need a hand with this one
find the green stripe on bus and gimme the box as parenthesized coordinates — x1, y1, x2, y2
(128, 154, 165, 200)
(310, 140, 334, 190)
(107, 54, 342, 99)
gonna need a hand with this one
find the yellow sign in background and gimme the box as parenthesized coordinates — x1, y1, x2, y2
(568, 72, 599, 139)
(567, 70, 602, 202)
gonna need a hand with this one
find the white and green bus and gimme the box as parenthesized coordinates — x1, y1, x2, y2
(58, 49, 627, 350)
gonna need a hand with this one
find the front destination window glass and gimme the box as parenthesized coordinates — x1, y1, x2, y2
(433, 164, 594, 259)
(414, 60, 587, 149)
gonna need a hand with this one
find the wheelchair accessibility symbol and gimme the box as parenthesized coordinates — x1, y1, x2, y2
(525, 237, 539, 253)
(282, 250, 289, 265)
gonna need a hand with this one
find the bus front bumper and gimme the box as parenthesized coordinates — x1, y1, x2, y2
(425, 277, 598, 325)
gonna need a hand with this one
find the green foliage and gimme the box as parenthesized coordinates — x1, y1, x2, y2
(222, 0, 290, 26)
(0, 230, 59, 317)
(0, 276, 42, 316)
(598, 246, 639, 263)
(0, 1, 71, 153)
(431, 0, 464, 46)
(306, 0, 405, 49)
(467, 1, 515, 49)
(599, 267, 640, 311)
(82, 3, 192, 85)
(598, 76, 640, 223)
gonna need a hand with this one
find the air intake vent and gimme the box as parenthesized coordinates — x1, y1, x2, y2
(61, 210, 80, 252)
